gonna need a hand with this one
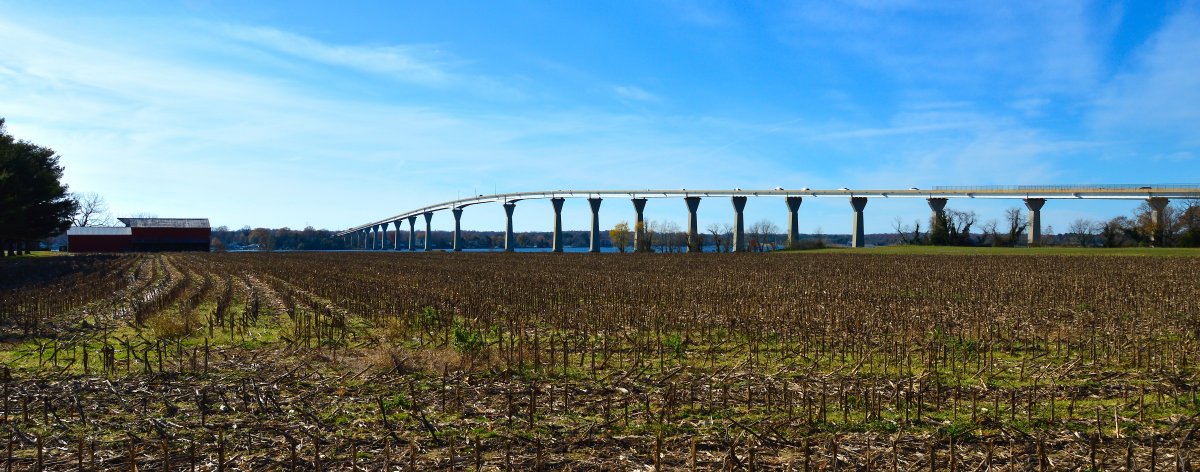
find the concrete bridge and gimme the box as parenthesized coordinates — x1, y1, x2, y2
(335, 184, 1200, 252)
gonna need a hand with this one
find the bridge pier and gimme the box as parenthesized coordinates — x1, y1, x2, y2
(504, 202, 517, 252)
(393, 220, 402, 250)
(632, 198, 648, 252)
(407, 216, 416, 251)
(452, 207, 464, 252)
(927, 198, 947, 223)
(785, 196, 803, 249)
(423, 212, 433, 251)
(588, 198, 603, 253)
(369, 226, 377, 250)
(1148, 197, 1170, 247)
(685, 196, 702, 252)
(850, 197, 868, 248)
(1024, 198, 1045, 246)
(551, 197, 565, 253)
(927, 198, 948, 243)
(359, 229, 365, 249)
(380, 222, 390, 250)
(732, 196, 748, 252)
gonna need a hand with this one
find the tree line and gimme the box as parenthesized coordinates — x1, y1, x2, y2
(893, 199, 1200, 247)
(208, 222, 841, 252)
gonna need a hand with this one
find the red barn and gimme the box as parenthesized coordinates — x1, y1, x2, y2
(65, 227, 133, 252)
(68, 218, 211, 252)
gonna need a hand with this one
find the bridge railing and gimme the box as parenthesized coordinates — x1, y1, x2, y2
(933, 184, 1200, 191)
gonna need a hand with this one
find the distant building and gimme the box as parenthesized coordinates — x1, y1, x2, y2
(67, 218, 210, 252)
(65, 226, 133, 252)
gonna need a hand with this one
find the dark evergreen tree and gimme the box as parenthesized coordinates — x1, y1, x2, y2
(0, 118, 78, 255)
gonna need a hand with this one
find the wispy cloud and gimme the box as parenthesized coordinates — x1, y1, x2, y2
(774, 1, 1104, 98)
(816, 110, 1100, 188)
(1, 3, 1193, 235)
(1089, 5, 1200, 146)
(219, 25, 454, 87)
(0, 14, 775, 229)
(613, 85, 659, 102)
(803, 122, 976, 141)
(663, 0, 737, 28)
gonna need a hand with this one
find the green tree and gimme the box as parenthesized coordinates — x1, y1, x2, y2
(1178, 200, 1200, 247)
(928, 213, 950, 245)
(0, 119, 78, 256)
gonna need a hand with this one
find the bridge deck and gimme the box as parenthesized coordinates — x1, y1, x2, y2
(337, 185, 1200, 235)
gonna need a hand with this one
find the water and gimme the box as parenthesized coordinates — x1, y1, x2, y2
(319, 244, 765, 253)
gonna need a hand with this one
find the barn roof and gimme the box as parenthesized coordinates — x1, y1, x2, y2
(67, 227, 133, 236)
(118, 218, 211, 228)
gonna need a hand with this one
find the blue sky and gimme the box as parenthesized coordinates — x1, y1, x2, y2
(2, 1, 1197, 234)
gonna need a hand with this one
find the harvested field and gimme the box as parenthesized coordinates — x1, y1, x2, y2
(1, 252, 1199, 470)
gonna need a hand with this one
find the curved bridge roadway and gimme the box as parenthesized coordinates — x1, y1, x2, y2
(336, 184, 1200, 252)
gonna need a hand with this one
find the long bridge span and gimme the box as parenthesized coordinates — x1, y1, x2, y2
(336, 184, 1200, 252)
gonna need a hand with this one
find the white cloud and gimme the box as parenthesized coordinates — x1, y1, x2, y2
(774, 1, 1102, 97)
(802, 122, 977, 141)
(1, 4, 1182, 235)
(0, 14, 779, 230)
(663, 0, 737, 28)
(775, 106, 1106, 189)
(613, 85, 659, 102)
(1089, 5, 1200, 146)
(218, 25, 454, 87)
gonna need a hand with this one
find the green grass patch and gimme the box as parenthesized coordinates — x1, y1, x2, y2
(784, 245, 1200, 256)
(0, 250, 66, 262)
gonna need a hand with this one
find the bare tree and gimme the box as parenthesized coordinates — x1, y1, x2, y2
(982, 219, 999, 246)
(747, 220, 764, 251)
(641, 220, 658, 252)
(658, 220, 683, 253)
(721, 224, 733, 252)
(892, 217, 910, 244)
(757, 219, 780, 251)
(744, 219, 780, 251)
(72, 192, 113, 227)
(1178, 199, 1200, 247)
(1005, 207, 1027, 246)
(1068, 218, 1096, 247)
(706, 223, 725, 253)
(892, 217, 923, 245)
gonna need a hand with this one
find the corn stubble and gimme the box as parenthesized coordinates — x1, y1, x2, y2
(0, 252, 1197, 470)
